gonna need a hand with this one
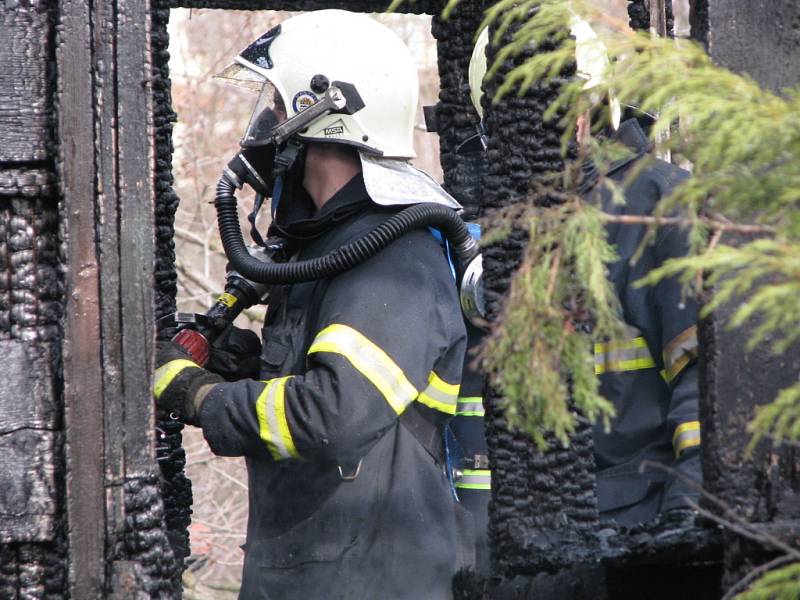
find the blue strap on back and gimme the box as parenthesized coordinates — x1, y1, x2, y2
(428, 222, 481, 281)
(429, 221, 482, 502)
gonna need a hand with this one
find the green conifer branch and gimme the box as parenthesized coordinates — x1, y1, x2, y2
(734, 560, 800, 600)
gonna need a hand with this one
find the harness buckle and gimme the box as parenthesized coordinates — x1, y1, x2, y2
(337, 458, 363, 481)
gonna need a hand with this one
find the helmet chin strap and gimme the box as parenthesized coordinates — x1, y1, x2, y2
(268, 140, 307, 224)
(270, 177, 283, 220)
(245, 140, 306, 246)
(272, 138, 305, 181)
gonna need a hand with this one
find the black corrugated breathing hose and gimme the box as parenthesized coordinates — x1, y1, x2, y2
(215, 172, 479, 284)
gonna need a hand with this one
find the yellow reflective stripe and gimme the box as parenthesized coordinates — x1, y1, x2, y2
(456, 469, 491, 490)
(594, 336, 656, 375)
(595, 336, 649, 353)
(308, 324, 417, 415)
(417, 371, 460, 415)
(663, 326, 699, 382)
(255, 376, 299, 460)
(672, 421, 701, 457)
(595, 356, 656, 374)
(153, 359, 199, 400)
(456, 397, 484, 417)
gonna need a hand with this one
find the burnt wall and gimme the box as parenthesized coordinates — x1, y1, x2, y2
(6, 0, 797, 597)
(0, 2, 66, 597)
(707, 0, 800, 93)
(0, 0, 185, 597)
(702, 1, 800, 588)
(626, 0, 675, 35)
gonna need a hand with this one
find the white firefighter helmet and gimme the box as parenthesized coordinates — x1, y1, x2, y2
(569, 15, 621, 130)
(467, 18, 621, 130)
(468, 27, 489, 120)
(216, 9, 419, 158)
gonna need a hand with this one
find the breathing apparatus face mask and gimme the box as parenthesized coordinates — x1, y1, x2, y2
(228, 82, 287, 197)
(227, 78, 365, 199)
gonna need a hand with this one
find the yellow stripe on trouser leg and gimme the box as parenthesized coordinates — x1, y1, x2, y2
(456, 469, 491, 490)
(153, 359, 200, 400)
(672, 421, 701, 457)
(256, 376, 299, 461)
(456, 397, 484, 417)
(308, 324, 417, 415)
(417, 371, 460, 414)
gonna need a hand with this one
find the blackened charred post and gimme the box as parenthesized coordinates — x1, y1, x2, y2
(627, 0, 675, 36)
(151, 5, 195, 576)
(478, 16, 605, 596)
(699, 0, 800, 593)
(167, 0, 444, 12)
(430, 1, 488, 219)
(58, 0, 108, 595)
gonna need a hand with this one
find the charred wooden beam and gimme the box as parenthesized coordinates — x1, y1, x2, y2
(0, 5, 53, 163)
(706, 0, 800, 94)
(170, 0, 442, 12)
(57, 0, 108, 595)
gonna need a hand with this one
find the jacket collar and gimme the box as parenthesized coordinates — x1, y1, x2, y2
(606, 118, 650, 177)
(270, 173, 372, 242)
(578, 119, 651, 193)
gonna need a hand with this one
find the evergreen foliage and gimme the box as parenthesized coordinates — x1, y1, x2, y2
(472, 0, 800, 451)
(735, 561, 800, 600)
(480, 198, 620, 447)
(473, 0, 800, 594)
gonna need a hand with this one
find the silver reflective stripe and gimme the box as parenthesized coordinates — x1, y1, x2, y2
(255, 377, 299, 461)
(420, 384, 457, 409)
(417, 371, 459, 414)
(456, 469, 491, 490)
(594, 337, 656, 374)
(308, 324, 417, 415)
(456, 397, 484, 417)
(672, 420, 701, 457)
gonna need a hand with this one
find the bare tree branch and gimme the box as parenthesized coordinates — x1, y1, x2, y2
(720, 554, 797, 600)
(641, 460, 800, 560)
(601, 213, 774, 235)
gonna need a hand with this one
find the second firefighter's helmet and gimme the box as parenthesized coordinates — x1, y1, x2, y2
(467, 17, 621, 130)
(216, 9, 420, 158)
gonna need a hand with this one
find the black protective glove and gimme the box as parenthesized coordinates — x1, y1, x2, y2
(205, 325, 262, 381)
(154, 341, 224, 426)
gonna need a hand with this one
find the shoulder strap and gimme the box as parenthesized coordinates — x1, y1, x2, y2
(399, 403, 445, 465)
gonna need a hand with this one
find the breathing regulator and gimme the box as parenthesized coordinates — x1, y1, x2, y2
(165, 10, 487, 365)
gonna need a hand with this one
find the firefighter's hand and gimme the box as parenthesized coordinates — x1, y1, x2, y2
(206, 326, 262, 381)
(154, 341, 224, 426)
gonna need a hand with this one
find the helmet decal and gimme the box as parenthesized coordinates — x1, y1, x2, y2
(292, 90, 317, 113)
(240, 24, 282, 70)
(323, 120, 345, 137)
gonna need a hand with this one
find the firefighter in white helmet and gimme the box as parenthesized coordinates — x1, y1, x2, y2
(154, 10, 474, 599)
(468, 18, 701, 527)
